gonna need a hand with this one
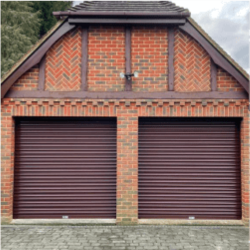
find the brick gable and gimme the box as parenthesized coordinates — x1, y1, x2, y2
(8, 26, 246, 94)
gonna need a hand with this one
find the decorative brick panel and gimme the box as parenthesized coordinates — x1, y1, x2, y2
(217, 67, 245, 92)
(131, 26, 168, 92)
(10, 65, 39, 91)
(88, 26, 125, 91)
(174, 29, 211, 92)
(45, 28, 82, 91)
(1, 98, 249, 224)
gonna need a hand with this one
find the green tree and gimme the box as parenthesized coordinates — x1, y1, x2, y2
(31, 1, 72, 37)
(1, 1, 40, 77)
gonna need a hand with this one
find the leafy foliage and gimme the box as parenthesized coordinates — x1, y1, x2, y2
(1, 1, 40, 77)
(31, 1, 72, 37)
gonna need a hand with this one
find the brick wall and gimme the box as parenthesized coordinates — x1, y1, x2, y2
(45, 28, 82, 91)
(1, 98, 249, 224)
(131, 26, 168, 92)
(217, 67, 245, 92)
(10, 65, 39, 91)
(174, 29, 211, 92)
(88, 26, 125, 91)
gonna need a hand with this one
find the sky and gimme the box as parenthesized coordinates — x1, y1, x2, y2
(73, 0, 250, 73)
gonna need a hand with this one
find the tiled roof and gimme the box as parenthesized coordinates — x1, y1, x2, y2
(67, 1, 190, 15)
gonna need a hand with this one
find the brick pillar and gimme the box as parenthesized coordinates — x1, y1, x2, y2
(241, 106, 250, 225)
(116, 105, 138, 224)
(1, 104, 14, 223)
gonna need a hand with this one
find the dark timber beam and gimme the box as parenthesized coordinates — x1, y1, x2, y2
(6, 90, 248, 99)
(54, 11, 191, 17)
(125, 27, 132, 91)
(211, 59, 217, 91)
(68, 18, 186, 25)
(168, 27, 175, 91)
(1, 21, 76, 99)
(179, 21, 249, 94)
(81, 27, 88, 91)
(38, 56, 46, 91)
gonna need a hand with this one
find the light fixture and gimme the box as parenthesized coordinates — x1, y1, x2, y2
(119, 71, 139, 81)
(120, 72, 125, 79)
(134, 71, 139, 78)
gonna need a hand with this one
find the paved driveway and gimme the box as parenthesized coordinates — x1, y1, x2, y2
(1, 225, 249, 250)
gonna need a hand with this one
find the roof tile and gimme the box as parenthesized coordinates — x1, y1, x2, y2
(67, 1, 190, 14)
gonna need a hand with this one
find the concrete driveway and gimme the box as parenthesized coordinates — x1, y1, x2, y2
(1, 225, 249, 250)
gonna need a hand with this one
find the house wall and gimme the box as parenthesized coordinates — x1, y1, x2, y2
(2, 25, 249, 225)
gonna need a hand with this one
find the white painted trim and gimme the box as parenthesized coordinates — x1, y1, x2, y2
(138, 219, 244, 226)
(11, 219, 116, 224)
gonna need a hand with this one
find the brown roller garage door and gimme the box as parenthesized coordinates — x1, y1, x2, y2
(139, 118, 241, 220)
(14, 117, 116, 219)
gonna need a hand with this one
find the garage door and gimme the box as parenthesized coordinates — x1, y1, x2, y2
(14, 118, 116, 219)
(139, 118, 241, 220)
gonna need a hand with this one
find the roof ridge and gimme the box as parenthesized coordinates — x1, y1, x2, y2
(68, 1, 95, 12)
(89, 0, 169, 3)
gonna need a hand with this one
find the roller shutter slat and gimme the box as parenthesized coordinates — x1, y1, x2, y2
(138, 118, 241, 220)
(14, 118, 116, 219)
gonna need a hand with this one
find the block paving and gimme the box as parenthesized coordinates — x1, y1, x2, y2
(1, 225, 249, 250)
